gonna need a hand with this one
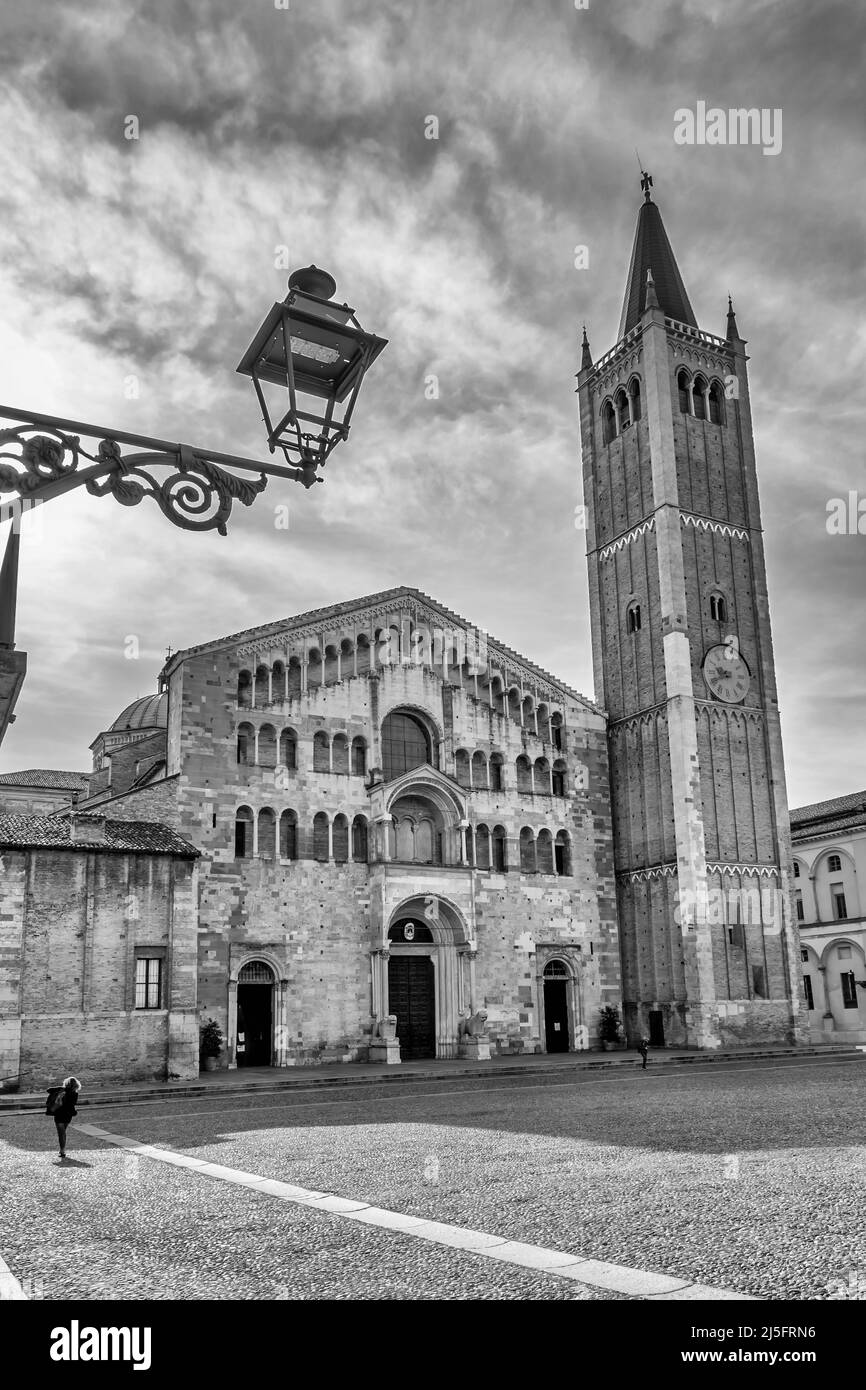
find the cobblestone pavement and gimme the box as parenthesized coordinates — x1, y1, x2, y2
(1, 1054, 863, 1300)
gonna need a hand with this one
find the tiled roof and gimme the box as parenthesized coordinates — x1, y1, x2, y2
(790, 790, 866, 826)
(618, 195, 697, 340)
(0, 769, 89, 790)
(0, 813, 198, 857)
(161, 585, 602, 715)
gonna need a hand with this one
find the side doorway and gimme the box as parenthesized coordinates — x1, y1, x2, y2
(543, 959, 571, 1053)
(237, 960, 275, 1066)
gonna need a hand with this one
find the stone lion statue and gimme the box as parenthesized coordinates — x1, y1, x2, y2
(459, 1009, 488, 1038)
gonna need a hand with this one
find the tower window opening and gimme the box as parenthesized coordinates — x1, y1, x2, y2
(693, 375, 708, 421)
(677, 370, 691, 414)
(708, 380, 725, 425)
(627, 602, 642, 633)
(628, 378, 642, 422)
(602, 399, 617, 445)
(710, 593, 728, 623)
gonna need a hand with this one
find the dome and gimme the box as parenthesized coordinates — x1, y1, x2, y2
(109, 692, 168, 732)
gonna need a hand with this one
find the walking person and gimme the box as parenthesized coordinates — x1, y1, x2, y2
(45, 1077, 81, 1161)
(637, 1037, 650, 1071)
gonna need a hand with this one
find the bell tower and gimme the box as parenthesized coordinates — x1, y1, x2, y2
(578, 174, 805, 1048)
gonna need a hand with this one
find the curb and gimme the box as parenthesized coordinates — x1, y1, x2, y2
(0, 1045, 857, 1114)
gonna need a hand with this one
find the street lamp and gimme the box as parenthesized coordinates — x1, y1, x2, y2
(237, 265, 387, 488)
(0, 264, 386, 534)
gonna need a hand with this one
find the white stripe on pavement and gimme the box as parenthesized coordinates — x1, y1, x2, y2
(0, 1252, 27, 1300)
(76, 1122, 759, 1302)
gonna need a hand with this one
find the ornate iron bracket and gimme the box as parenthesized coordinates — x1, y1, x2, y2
(0, 407, 322, 536)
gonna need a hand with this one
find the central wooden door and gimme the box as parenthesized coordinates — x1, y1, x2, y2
(388, 955, 436, 1059)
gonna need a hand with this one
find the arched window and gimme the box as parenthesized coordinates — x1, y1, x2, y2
(708, 380, 725, 426)
(476, 824, 490, 870)
(602, 399, 617, 445)
(508, 688, 522, 723)
(455, 749, 471, 788)
(352, 815, 368, 862)
(313, 731, 330, 773)
(356, 634, 371, 675)
(234, 806, 253, 858)
(555, 830, 571, 876)
(287, 658, 302, 697)
(254, 665, 270, 707)
(629, 378, 642, 422)
(333, 813, 349, 863)
(627, 601, 642, 634)
(307, 649, 322, 687)
(332, 734, 349, 775)
(533, 757, 550, 795)
(280, 728, 297, 770)
(519, 827, 536, 873)
(313, 812, 329, 862)
(492, 825, 507, 871)
(237, 670, 252, 709)
(536, 704, 551, 742)
(258, 724, 277, 768)
(237, 722, 254, 765)
(280, 810, 297, 860)
(552, 760, 567, 797)
(550, 713, 564, 751)
(537, 829, 554, 874)
(516, 755, 533, 794)
(614, 386, 629, 431)
(381, 711, 432, 780)
(340, 638, 354, 676)
(521, 695, 534, 729)
(271, 661, 285, 701)
(471, 751, 488, 790)
(491, 677, 505, 715)
(490, 754, 504, 791)
(324, 645, 339, 684)
(677, 369, 691, 414)
(692, 375, 708, 421)
(793, 861, 801, 878)
(709, 593, 728, 623)
(258, 807, 276, 859)
(352, 737, 366, 777)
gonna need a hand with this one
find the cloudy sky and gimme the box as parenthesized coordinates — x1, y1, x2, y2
(0, 0, 863, 808)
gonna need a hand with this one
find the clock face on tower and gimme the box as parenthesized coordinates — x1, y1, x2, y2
(702, 643, 751, 704)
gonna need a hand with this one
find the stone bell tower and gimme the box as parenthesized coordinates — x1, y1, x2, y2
(577, 173, 804, 1049)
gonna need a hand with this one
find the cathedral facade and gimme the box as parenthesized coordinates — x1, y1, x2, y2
(78, 587, 620, 1067)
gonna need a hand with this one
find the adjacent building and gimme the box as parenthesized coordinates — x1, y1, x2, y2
(791, 791, 866, 1044)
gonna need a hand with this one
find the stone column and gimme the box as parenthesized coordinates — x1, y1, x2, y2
(227, 978, 238, 1070)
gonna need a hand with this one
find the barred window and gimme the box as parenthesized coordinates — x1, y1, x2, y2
(135, 957, 162, 1010)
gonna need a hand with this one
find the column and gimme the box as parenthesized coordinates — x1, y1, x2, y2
(276, 980, 289, 1065)
(227, 978, 238, 1070)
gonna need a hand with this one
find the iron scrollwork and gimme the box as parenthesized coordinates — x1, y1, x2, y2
(0, 419, 270, 535)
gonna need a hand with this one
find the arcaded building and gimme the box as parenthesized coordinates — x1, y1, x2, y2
(79, 586, 620, 1066)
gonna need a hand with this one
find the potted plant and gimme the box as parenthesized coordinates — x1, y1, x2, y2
(598, 1004, 622, 1052)
(199, 1018, 224, 1072)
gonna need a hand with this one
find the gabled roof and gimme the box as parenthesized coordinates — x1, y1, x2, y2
(790, 790, 866, 839)
(618, 193, 697, 340)
(0, 769, 89, 791)
(0, 813, 198, 857)
(160, 585, 602, 715)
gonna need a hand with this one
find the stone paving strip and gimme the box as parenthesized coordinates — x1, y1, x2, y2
(76, 1122, 757, 1302)
(0, 1251, 27, 1300)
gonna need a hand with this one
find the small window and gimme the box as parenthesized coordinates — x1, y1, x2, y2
(234, 806, 253, 858)
(629, 379, 642, 422)
(795, 892, 804, 922)
(519, 827, 536, 873)
(552, 761, 566, 797)
(827, 854, 842, 873)
(333, 814, 349, 864)
(352, 815, 368, 862)
(554, 830, 570, 876)
(803, 975, 814, 1011)
(281, 729, 297, 771)
(615, 387, 629, 430)
(751, 964, 767, 999)
(841, 972, 858, 1009)
(793, 861, 800, 877)
(627, 602, 641, 633)
(489, 756, 503, 792)
(352, 737, 366, 777)
(313, 731, 330, 773)
(135, 957, 162, 1010)
(709, 594, 728, 623)
(832, 886, 848, 920)
(280, 810, 297, 860)
(492, 825, 507, 871)
(800, 948, 809, 963)
(313, 812, 329, 862)
(838, 945, 852, 960)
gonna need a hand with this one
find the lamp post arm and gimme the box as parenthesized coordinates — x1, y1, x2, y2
(0, 405, 320, 536)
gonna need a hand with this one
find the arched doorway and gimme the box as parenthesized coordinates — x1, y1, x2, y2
(237, 960, 274, 1066)
(543, 959, 571, 1053)
(388, 918, 436, 1059)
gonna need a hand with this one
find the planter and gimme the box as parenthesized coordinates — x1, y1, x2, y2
(201, 1055, 219, 1072)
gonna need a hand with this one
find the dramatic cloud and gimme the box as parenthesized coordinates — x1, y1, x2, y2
(0, 0, 862, 805)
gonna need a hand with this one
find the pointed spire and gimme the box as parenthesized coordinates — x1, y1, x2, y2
(618, 173, 697, 340)
(645, 268, 659, 310)
(580, 324, 593, 371)
(725, 294, 742, 342)
(0, 527, 20, 649)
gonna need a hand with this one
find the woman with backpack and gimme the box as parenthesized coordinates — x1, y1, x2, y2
(45, 1077, 81, 1161)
